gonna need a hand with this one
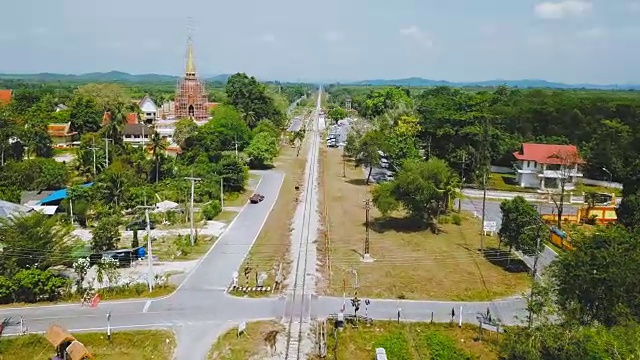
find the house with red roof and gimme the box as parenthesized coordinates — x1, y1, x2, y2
(0, 89, 12, 104)
(47, 123, 78, 147)
(512, 143, 584, 190)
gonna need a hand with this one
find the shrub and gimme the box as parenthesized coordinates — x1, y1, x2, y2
(0, 276, 15, 303)
(12, 269, 70, 303)
(202, 200, 222, 220)
(451, 213, 462, 225)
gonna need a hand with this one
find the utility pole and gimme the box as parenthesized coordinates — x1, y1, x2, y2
(480, 171, 487, 252)
(136, 205, 155, 291)
(185, 176, 202, 246)
(362, 199, 373, 262)
(458, 152, 466, 213)
(342, 148, 346, 177)
(103, 138, 113, 168)
(89, 138, 99, 176)
(479, 116, 490, 253)
(528, 223, 543, 328)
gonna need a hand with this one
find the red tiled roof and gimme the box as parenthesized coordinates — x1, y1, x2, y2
(47, 123, 77, 137)
(0, 89, 12, 104)
(126, 113, 138, 124)
(102, 112, 138, 125)
(513, 143, 584, 165)
(102, 112, 111, 125)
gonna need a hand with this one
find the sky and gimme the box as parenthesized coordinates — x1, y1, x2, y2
(1, 0, 640, 84)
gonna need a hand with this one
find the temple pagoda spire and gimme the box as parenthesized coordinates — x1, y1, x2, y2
(185, 37, 196, 77)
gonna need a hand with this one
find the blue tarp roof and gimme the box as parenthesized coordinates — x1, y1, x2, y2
(37, 183, 94, 205)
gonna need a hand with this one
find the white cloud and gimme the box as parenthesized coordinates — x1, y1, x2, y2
(576, 27, 607, 39)
(258, 33, 276, 43)
(399, 25, 434, 48)
(324, 31, 343, 42)
(534, 1, 592, 19)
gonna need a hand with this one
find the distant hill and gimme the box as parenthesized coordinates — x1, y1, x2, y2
(346, 77, 640, 90)
(0, 71, 232, 84)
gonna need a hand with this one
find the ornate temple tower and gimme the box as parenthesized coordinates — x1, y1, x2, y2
(175, 38, 208, 121)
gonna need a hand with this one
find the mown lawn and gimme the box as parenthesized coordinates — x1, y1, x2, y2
(319, 148, 530, 301)
(319, 321, 499, 360)
(0, 330, 176, 360)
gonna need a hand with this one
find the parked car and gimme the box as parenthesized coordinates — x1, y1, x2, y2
(250, 193, 265, 204)
(380, 158, 389, 168)
(126, 219, 156, 231)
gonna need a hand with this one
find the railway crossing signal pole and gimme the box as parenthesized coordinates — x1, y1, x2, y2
(362, 199, 374, 262)
(185, 176, 202, 246)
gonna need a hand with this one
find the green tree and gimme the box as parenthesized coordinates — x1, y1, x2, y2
(327, 107, 348, 122)
(552, 225, 640, 326)
(12, 269, 70, 303)
(0, 158, 68, 191)
(354, 131, 383, 184)
(186, 105, 251, 159)
(252, 119, 280, 139)
(245, 132, 279, 169)
(202, 200, 222, 220)
(68, 94, 103, 133)
(173, 118, 198, 147)
(75, 83, 128, 111)
(96, 161, 134, 208)
(215, 154, 248, 193)
(0, 212, 77, 276)
(91, 216, 121, 252)
(22, 123, 53, 158)
(225, 73, 285, 128)
(149, 131, 167, 183)
(498, 196, 542, 255)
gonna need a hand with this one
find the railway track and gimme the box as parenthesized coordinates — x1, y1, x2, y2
(283, 89, 322, 360)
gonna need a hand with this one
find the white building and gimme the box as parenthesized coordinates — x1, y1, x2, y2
(512, 143, 584, 190)
(139, 95, 158, 123)
(154, 119, 177, 143)
(122, 124, 153, 147)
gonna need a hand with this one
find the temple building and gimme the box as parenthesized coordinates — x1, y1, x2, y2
(175, 38, 208, 121)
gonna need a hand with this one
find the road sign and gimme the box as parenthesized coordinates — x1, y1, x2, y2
(483, 221, 497, 235)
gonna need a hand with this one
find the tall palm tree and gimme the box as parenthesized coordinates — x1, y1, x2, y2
(103, 104, 127, 144)
(149, 131, 166, 183)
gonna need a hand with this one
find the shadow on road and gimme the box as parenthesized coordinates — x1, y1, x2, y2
(482, 247, 529, 273)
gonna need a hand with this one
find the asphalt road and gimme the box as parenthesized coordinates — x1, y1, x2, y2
(0, 100, 547, 358)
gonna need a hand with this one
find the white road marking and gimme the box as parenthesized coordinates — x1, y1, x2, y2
(143, 300, 152, 313)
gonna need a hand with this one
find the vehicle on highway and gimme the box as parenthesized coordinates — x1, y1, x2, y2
(250, 193, 265, 204)
(126, 219, 156, 231)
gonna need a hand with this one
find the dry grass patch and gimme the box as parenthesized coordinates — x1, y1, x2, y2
(0, 330, 176, 360)
(231, 139, 309, 296)
(208, 321, 284, 360)
(314, 321, 498, 360)
(319, 147, 530, 301)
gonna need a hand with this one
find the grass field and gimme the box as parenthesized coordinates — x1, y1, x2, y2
(0, 330, 176, 360)
(229, 127, 310, 297)
(316, 321, 499, 360)
(208, 321, 283, 359)
(318, 147, 530, 301)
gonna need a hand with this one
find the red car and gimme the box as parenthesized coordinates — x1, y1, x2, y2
(250, 193, 265, 204)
